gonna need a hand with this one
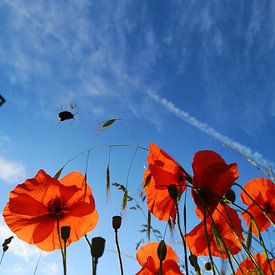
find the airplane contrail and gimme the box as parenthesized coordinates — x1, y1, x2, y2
(148, 91, 274, 178)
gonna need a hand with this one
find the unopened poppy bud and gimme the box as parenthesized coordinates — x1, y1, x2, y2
(61, 226, 71, 241)
(224, 189, 236, 203)
(157, 240, 167, 261)
(91, 237, 106, 258)
(168, 184, 178, 201)
(2, 245, 9, 252)
(112, 216, 122, 230)
(2, 236, 13, 246)
(204, 262, 212, 271)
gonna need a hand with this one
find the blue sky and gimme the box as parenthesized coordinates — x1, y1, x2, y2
(0, 1, 274, 274)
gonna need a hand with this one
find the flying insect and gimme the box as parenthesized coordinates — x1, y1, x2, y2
(58, 104, 78, 122)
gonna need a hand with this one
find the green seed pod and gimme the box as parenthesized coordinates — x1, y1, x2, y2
(204, 262, 212, 271)
(112, 216, 122, 230)
(91, 237, 106, 258)
(157, 240, 167, 261)
(2, 236, 13, 246)
(224, 189, 236, 203)
(61, 226, 71, 241)
(168, 184, 178, 201)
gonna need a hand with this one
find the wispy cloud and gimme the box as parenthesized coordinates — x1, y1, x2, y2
(0, 157, 26, 184)
(0, 0, 157, 120)
(0, 218, 60, 275)
(148, 91, 274, 173)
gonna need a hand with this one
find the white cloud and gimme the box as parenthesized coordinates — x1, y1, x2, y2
(0, 219, 61, 275)
(0, 219, 40, 263)
(0, 157, 26, 184)
(148, 91, 274, 176)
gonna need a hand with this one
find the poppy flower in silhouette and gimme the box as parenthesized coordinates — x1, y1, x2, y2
(136, 242, 183, 275)
(143, 143, 187, 221)
(240, 178, 275, 236)
(191, 150, 239, 219)
(236, 253, 275, 275)
(185, 204, 244, 258)
(3, 169, 98, 251)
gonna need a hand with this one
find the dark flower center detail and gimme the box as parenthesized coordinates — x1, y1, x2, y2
(196, 189, 215, 206)
(47, 196, 67, 219)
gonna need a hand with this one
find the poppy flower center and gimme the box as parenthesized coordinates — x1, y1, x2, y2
(196, 189, 215, 206)
(47, 196, 67, 219)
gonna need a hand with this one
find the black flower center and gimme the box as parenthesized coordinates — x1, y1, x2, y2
(47, 196, 67, 218)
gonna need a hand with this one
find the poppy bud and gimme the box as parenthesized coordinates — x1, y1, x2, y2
(168, 184, 178, 201)
(2, 245, 9, 252)
(61, 226, 71, 241)
(112, 216, 122, 231)
(204, 262, 212, 271)
(157, 240, 167, 261)
(224, 189, 236, 203)
(91, 237, 106, 258)
(2, 236, 13, 246)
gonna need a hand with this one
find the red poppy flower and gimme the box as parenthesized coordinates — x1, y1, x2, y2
(185, 204, 244, 258)
(191, 150, 239, 219)
(143, 169, 177, 221)
(240, 178, 275, 236)
(136, 242, 183, 275)
(143, 143, 186, 221)
(3, 169, 99, 251)
(236, 253, 275, 275)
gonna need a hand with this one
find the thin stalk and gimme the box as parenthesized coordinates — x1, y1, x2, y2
(83, 150, 90, 199)
(229, 201, 267, 274)
(33, 251, 43, 275)
(92, 257, 98, 275)
(219, 204, 256, 274)
(158, 260, 163, 275)
(115, 229, 124, 275)
(125, 146, 138, 188)
(0, 251, 4, 266)
(57, 218, 66, 275)
(202, 207, 219, 275)
(84, 234, 91, 246)
(175, 203, 189, 275)
(116, 118, 139, 146)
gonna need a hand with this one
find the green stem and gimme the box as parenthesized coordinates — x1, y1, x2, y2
(125, 146, 138, 189)
(202, 207, 218, 275)
(57, 218, 66, 275)
(92, 257, 98, 275)
(0, 251, 4, 266)
(115, 229, 124, 275)
(158, 260, 163, 275)
(175, 203, 189, 275)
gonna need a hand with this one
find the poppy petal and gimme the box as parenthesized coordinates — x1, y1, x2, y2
(144, 170, 177, 221)
(32, 219, 55, 243)
(192, 151, 239, 218)
(241, 178, 274, 205)
(148, 143, 183, 174)
(8, 194, 48, 216)
(3, 169, 99, 251)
